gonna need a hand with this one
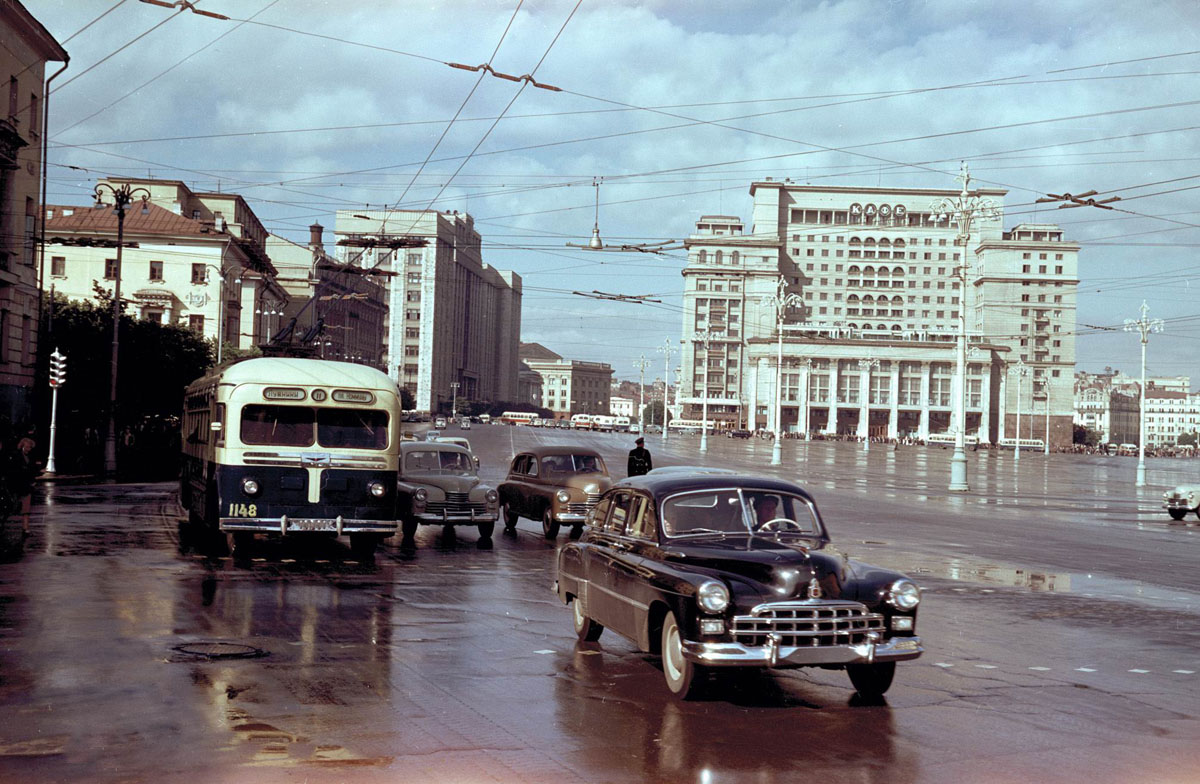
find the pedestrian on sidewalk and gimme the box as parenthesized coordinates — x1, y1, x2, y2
(10, 427, 39, 537)
(627, 437, 653, 477)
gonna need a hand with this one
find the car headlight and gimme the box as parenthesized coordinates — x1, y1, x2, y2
(887, 579, 921, 611)
(414, 488, 428, 502)
(697, 580, 730, 613)
(485, 489, 498, 503)
(556, 489, 571, 503)
(241, 477, 260, 496)
(368, 481, 387, 498)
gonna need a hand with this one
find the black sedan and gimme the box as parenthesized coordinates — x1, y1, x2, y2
(554, 472, 923, 699)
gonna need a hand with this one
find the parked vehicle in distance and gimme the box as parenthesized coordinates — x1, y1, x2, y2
(500, 411, 538, 426)
(555, 470, 923, 699)
(180, 357, 402, 560)
(1162, 484, 1200, 521)
(397, 441, 499, 544)
(425, 430, 441, 442)
(571, 414, 595, 430)
(479, 414, 491, 425)
(726, 429, 753, 439)
(628, 423, 641, 434)
(644, 424, 663, 435)
(434, 417, 447, 429)
(499, 446, 612, 539)
(432, 435, 476, 460)
(459, 418, 472, 430)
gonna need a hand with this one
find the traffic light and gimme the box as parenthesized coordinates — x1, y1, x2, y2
(49, 350, 67, 388)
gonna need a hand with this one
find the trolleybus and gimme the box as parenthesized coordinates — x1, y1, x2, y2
(180, 357, 403, 558)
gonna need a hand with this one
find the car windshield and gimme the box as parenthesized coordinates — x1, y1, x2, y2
(662, 489, 820, 537)
(405, 449, 476, 475)
(541, 453, 606, 475)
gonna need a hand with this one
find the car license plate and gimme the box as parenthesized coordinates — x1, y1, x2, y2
(287, 519, 333, 531)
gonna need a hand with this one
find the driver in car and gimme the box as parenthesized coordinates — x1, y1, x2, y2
(754, 495, 779, 527)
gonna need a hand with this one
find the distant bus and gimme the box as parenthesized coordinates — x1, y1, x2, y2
(571, 414, 595, 430)
(613, 416, 631, 432)
(927, 433, 980, 445)
(592, 415, 617, 432)
(479, 414, 491, 424)
(499, 411, 538, 426)
(667, 418, 714, 434)
(998, 437, 1045, 450)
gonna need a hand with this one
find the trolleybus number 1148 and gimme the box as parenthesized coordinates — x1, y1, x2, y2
(228, 503, 258, 517)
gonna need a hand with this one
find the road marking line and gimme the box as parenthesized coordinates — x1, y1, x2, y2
(1028, 666, 1051, 671)
(1076, 667, 1097, 672)
(1174, 670, 1195, 674)
(1129, 669, 1150, 674)
(534, 649, 555, 655)
(934, 662, 954, 668)
(975, 664, 997, 669)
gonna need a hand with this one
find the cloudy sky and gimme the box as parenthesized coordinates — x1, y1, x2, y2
(26, 0, 1200, 384)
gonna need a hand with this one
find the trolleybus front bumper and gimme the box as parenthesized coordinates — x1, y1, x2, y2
(220, 517, 398, 536)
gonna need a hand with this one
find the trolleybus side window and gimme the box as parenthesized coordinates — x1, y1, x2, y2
(317, 409, 389, 450)
(241, 405, 315, 446)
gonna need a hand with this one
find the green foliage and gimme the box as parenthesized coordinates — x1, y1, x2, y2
(40, 293, 214, 430)
(1072, 424, 1101, 446)
(1178, 431, 1198, 447)
(644, 399, 666, 425)
(399, 387, 415, 411)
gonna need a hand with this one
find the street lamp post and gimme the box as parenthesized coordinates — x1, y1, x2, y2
(1010, 359, 1029, 462)
(692, 331, 724, 453)
(1124, 300, 1164, 487)
(800, 357, 813, 440)
(1043, 378, 1051, 456)
(931, 162, 1000, 491)
(657, 338, 676, 444)
(94, 182, 150, 476)
(634, 354, 650, 435)
(858, 357, 880, 452)
(450, 381, 460, 420)
(761, 277, 803, 466)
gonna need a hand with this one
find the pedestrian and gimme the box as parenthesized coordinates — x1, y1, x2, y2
(627, 437, 653, 477)
(10, 428, 40, 537)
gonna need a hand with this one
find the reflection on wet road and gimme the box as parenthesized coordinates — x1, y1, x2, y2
(0, 427, 1197, 783)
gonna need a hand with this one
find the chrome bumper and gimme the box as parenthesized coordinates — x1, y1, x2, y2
(682, 634, 922, 668)
(221, 517, 398, 535)
(553, 512, 589, 523)
(413, 509, 499, 525)
(1163, 499, 1194, 510)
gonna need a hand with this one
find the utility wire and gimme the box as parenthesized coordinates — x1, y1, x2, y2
(50, 3, 185, 96)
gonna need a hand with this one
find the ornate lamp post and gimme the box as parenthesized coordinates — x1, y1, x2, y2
(931, 162, 1000, 491)
(657, 337, 676, 444)
(1042, 378, 1051, 456)
(799, 357, 813, 440)
(761, 277, 803, 466)
(94, 182, 150, 476)
(691, 330, 724, 453)
(1124, 300, 1164, 487)
(858, 357, 880, 452)
(1010, 359, 1029, 462)
(634, 354, 650, 434)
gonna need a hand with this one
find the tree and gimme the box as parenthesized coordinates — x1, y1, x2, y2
(38, 293, 213, 476)
(1073, 424, 1101, 446)
(1178, 431, 1198, 447)
(644, 399, 666, 426)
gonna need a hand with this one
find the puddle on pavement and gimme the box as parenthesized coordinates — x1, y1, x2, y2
(859, 547, 1200, 613)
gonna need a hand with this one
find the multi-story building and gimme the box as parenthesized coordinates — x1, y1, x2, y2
(520, 343, 613, 419)
(680, 181, 1080, 447)
(1144, 387, 1200, 447)
(517, 361, 543, 408)
(334, 210, 521, 413)
(266, 223, 387, 369)
(0, 1, 66, 422)
(610, 396, 634, 418)
(43, 178, 287, 355)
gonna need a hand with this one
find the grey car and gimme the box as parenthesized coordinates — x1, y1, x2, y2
(397, 442, 499, 543)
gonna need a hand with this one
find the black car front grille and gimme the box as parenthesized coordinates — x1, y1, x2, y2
(425, 491, 488, 516)
(731, 601, 884, 648)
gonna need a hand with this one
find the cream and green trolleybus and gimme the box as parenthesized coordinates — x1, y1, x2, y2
(181, 357, 403, 558)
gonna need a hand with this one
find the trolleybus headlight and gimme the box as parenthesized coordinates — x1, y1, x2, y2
(241, 477, 261, 496)
(887, 579, 921, 610)
(368, 481, 387, 498)
(556, 489, 571, 503)
(697, 580, 730, 613)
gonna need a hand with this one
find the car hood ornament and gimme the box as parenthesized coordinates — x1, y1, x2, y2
(807, 576, 823, 599)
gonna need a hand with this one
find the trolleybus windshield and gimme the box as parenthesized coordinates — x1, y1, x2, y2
(240, 404, 389, 449)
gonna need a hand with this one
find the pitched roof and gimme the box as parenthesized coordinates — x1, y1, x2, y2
(45, 202, 218, 238)
(520, 342, 563, 361)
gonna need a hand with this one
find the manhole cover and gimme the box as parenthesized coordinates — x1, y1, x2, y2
(173, 642, 266, 660)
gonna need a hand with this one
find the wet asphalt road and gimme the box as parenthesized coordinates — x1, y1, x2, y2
(1, 426, 1198, 784)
